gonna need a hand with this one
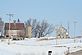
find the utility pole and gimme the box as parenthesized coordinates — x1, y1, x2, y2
(74, 21, 77, 43)
(6, 14, 14, 45)
(67, 22, 69, 38)
(55, 25, 59, 45)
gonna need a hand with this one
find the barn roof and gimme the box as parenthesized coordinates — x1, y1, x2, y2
(5, 23, 25, 30)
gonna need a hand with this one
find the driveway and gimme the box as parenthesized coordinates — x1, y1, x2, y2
(69, 50, 82, 55)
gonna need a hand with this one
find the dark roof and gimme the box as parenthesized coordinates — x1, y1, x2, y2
(5, 23, 25, 30)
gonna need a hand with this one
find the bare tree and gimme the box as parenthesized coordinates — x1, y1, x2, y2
(37, 20, 54, 38)
(25, 18, 54, 38)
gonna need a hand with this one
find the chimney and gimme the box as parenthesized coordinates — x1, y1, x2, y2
(17, 19, 20, 23)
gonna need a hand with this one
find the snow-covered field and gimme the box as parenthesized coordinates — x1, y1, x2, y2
(0, 37, 82, 55)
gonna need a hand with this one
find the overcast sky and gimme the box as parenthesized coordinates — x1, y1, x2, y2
(0, 0, 82, 37)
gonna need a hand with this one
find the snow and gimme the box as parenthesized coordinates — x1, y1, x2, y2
(0, 38, 82, 55)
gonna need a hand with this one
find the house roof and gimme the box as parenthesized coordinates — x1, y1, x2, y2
(5, 23, 25, 30)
